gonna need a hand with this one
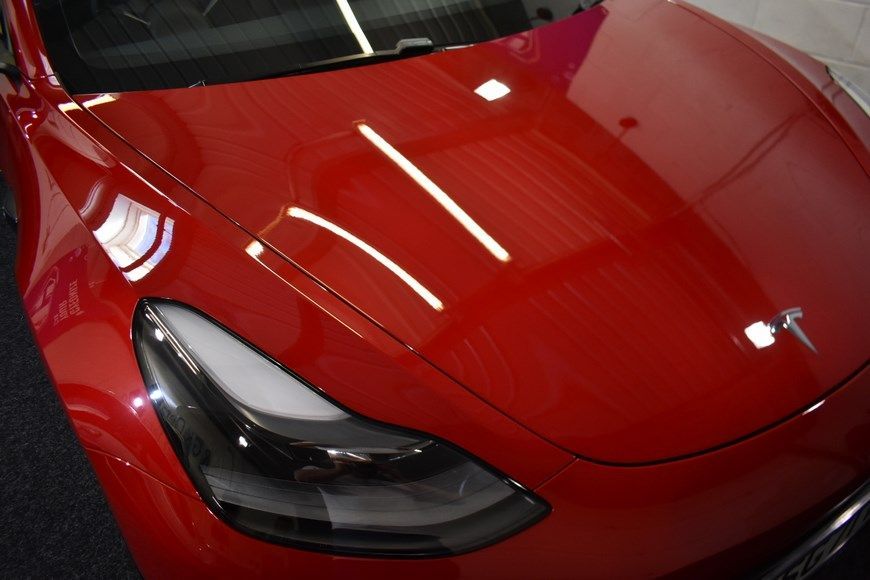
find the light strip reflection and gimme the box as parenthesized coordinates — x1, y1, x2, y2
(288, 207, 444, 311)
(59, 93, 118, 113)
(357, 123, 511, 263)
(335, 0, 374, 54)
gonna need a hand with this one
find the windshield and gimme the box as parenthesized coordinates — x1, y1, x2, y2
(34, 0, 599, 94)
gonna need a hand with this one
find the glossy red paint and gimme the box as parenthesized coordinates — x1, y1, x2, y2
(88, 365, 870, 579)
(0, 0, 868, 577)
(76, 0, 869, 464)
(10, 72, 573, 493)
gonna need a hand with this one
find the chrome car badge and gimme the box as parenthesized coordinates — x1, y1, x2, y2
(768, 308, 817, 354)
(744, 308, 817, 354)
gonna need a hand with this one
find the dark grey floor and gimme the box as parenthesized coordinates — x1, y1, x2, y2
(0, 220, 140, 578)
(0, 211, 866, 578)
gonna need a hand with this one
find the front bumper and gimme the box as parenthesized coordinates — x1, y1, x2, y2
(86, 365, 870, 579)
(761, 480, 870, 580)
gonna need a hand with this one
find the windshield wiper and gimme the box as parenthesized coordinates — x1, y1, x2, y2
(248, 38, 443, 83)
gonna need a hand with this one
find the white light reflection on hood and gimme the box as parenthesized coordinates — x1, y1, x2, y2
(287, 206, 444, 311)
(93, 194, 174, 282)
(356, 123, 511, 263)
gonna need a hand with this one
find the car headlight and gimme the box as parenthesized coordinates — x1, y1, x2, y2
(133, 300, 549, 557)
(828, 67, 870, 116)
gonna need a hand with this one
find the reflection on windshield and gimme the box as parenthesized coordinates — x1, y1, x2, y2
(93, 194, 174, 282)
(335, 0, 374, 55)
(36, 0, 600, 93)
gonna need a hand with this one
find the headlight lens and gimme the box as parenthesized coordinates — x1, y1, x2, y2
(828, 67, 870, 117)
(134, 301, 548, 557)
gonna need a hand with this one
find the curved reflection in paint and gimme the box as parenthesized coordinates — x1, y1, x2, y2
(288, 206, 444, 312)
(93, 194, 174, 282)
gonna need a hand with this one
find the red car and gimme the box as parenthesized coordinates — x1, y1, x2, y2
(1, 0, 868, 577)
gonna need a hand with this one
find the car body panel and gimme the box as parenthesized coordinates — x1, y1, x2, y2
(88, 363, 870, 579)
(0, 0, 868, 577)
(672, 0, 870, 172)
(77, 0, 870, 463)
(9, 76, 572, 494)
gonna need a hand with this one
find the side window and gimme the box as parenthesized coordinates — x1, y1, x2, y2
(0, 3, 17, 70)
(0, 4, 12, 57)
(0, 5, 7, 49)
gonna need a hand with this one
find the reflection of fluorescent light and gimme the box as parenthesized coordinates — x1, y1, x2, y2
(802, 400, 825, 416)
(245, 241, 265, 258)
(288, 207, 444, 311)
(93, 194, 173, 282)
(60, 93, 117, 113)
(357, 123, 511, 263)
(82, 94, 117, 109)
(833, 504, 862, 529)
(744, 321, 775, 349)
(124, 219, 173, 281)
(335, 0, 373, 54)
(474, 79, 511, 101)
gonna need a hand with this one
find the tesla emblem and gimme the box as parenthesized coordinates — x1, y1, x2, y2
(744, 308, 817, 354)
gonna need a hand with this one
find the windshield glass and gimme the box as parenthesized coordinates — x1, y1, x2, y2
(34, 0, 598, 94)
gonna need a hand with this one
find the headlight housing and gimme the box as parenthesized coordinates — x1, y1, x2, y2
(133, 300, 549, 557)
(828, 67, 870, 117)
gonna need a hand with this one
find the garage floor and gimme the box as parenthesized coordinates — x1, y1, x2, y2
(0, 189, 867, 577)
(0, 219, 140, 577)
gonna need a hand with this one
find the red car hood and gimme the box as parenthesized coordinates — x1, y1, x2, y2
(79, 0, 869, 463)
